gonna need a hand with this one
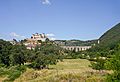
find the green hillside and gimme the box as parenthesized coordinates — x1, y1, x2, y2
(54, 39, 98, 46)
(99, 23, 120, 48)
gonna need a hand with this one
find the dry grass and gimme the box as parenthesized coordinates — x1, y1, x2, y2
(14, 59, 105, 82)
(0, 77, 7, 82)
(49, 59, 93, 74)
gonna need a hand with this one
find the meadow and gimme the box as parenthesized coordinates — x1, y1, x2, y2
(14, 59, 105, 82)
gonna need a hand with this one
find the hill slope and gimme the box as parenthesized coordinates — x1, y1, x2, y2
(54, 39, 98, 46)
(99, 23, 120, 48)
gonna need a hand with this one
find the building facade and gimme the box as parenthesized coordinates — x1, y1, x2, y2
(24, 33, 47, 49)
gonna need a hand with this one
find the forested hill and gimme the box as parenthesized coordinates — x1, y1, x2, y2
(99, 23, 120, 47)
(54, 39, 98, 46)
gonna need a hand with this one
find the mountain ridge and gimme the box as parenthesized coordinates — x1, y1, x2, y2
(99, 23, 120, 47)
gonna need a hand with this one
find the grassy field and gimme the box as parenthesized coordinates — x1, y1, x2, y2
(49, 59, 93, 74)
(14, 59, 105, 82)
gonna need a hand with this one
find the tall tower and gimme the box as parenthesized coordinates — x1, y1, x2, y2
(98, 40, 100, 44)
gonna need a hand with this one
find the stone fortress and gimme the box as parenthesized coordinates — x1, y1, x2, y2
(24, 33, 47, 49)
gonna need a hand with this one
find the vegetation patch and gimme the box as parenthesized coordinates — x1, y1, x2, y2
(15, 59, 106, 82)
(0, 65, 26, 82)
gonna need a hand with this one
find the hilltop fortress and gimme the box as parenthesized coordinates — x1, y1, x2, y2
(24, 33, 48, 49)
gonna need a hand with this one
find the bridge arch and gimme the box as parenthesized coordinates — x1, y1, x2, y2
(61, 46, 91, 52)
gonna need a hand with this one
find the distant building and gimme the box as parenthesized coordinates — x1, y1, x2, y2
(98, 40, 100, 44)
(10, 40, 17, 45)
(9, 39, 18, 45)
(29, 33, 47, 42)
(54, 40, 66, 46)
(24, 33, 48, 49)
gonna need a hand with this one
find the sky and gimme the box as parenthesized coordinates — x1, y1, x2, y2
(0, 0, 120, 41)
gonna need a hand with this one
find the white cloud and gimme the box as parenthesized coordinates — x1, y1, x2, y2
(42, 0, 51, 5)
(0, 34, 5, 39)
(49, 37, 56, 41)
(0, 34, 8, 40)
(10, 32, 19, 37)
(46, 33, 55, 37)
(46, 33, 55, 40)
(10, 32, 26, 39)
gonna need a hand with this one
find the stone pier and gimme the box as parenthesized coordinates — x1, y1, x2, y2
(61, 46, 91, 52)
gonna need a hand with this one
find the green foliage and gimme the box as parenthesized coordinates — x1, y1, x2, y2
(106, 71, 120, 82)
(64, 49, 88, 59)
(7, 70, 21, 81)
(0, 65, 26, 82)
(0, 39, 13, 66)
(100, 23, 120, 48)
(30, 43, 64, 69)
(0, 67, 8, 77)
(31, 54, 49, 69)
(88, 41, 120, 81)
(0, 39, 65, 81)
(0, 39, 27, 66)
(105, 51, 120, 81)
(91, 59, 106, 70)
(10, 52, 25, 66)
(7, 66, 26, 81)
(55, 39, 98, 46)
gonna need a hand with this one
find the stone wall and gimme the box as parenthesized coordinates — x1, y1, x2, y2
(61, 46, 91, 52)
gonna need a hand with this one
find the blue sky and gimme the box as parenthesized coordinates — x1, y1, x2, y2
(0, 0, 120, 40)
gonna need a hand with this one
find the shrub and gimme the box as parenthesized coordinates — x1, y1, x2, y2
(3, 65, 27, 82)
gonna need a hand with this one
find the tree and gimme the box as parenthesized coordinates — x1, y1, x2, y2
(31, 53, 56, 69)
(45, 38, 50, 42)
(31, 42, 64, 69)
(0, 39, 13, 66)
(106, 50, 120, 82)
(38, 40, 42, 44)
(10, 45, 26, 65)
(105, 43, 120, 81)
(91, 58, 106, 70)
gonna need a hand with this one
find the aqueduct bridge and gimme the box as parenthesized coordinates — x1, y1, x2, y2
(61, 46, 91, 52)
